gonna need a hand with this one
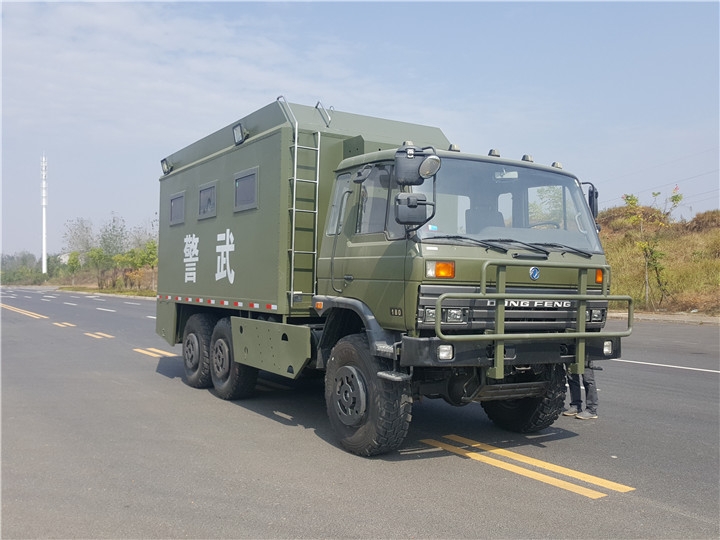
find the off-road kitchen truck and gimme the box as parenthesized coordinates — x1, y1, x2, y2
(156, 97, 633, 456)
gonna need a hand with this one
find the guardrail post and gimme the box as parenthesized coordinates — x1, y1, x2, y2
(487, 265, 506, 380)
(568, 268, 588, 375)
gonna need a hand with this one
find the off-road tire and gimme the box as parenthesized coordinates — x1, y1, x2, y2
(182, 313, 216, 388)
(481, 363, 566, 433)
(210, 318, 258, 400)
(325, 334, 412, 456)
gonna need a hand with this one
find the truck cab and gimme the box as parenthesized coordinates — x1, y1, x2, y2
(313, 142, 632, 444)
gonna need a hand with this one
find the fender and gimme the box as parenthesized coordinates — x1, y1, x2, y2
(313, 295, 400, 367)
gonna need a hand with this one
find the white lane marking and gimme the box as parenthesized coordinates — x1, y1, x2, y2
(124, 301, 141, 305)
(96, 307, 116, 313)
(611, 358, 719, 374)
(64, 302, 77, 306)
(146, 315, 156, 319)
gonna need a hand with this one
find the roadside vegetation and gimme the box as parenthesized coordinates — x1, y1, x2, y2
(1, 214, 158, 297)
(599, 207, 719, 315)
(2, 203, 718, 314)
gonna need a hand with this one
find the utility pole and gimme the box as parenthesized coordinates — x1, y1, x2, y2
(41, 154, 48, 274)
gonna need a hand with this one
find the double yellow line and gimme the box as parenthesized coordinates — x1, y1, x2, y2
(1, 303, 49, 319)
(134, 348, 176, 358)
(422, 435, 634, 499)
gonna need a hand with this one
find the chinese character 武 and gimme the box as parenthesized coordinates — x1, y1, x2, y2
(215, 228, 235, 284)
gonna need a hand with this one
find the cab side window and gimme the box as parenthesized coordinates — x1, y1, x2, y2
(325, 173, 353, 236)
(355, 164, 403, 238)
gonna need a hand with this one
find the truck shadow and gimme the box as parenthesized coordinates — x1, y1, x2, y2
(155, 356, 579, 461)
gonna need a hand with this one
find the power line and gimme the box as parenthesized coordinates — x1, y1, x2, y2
(603, 147, 719, 182)
(602, 169, 718, 205)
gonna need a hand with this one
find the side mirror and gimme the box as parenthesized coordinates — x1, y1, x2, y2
(582, 182, 599, 218)
(394, 142, 441, 186)
(395, 192, 432, 225)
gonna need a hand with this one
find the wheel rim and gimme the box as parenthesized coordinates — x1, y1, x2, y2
(184, 334, 199, 370)
(212, 339, 231, 382)
(332, 365, 367, 427)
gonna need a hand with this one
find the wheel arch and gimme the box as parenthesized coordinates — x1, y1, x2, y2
(313, 296, 401, 369)
(174, 304, 227, 344)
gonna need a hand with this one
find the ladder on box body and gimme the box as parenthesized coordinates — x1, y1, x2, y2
(277, 96, 331, 308)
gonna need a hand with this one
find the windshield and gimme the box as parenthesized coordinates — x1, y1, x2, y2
(413, 157, 603, 254)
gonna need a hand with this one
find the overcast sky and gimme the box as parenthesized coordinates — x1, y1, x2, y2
(2, 1, 718, 257)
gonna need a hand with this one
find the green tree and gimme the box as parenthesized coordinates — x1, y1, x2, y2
(63, 218, 95, 254)
(87, 247, 111, 288)
(98, 214, 128, 288)
(0, 252, 43, 284)
(622, 187, 683, 309)
(140, 239, 158, 290)
(67, 251, 82, 285)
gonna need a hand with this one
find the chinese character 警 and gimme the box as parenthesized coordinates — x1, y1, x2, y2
(183, 233, 199, 283)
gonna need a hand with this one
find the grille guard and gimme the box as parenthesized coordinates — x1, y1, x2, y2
(433, 259, 633, 380)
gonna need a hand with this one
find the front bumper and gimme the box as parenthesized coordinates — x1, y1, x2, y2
(400, 334, 622, 368)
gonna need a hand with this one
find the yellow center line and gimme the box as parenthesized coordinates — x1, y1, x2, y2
(134, 348, 162, 358)
(422, 438, 607, 499)
(1, 303, 49, 319)
(145, 348, 176, 356)
(84, 333, 104, 339)
(444, 434, 635, 493)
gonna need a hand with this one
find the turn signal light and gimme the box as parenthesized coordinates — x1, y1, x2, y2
(426, 261, 455, 279)
(595, 269, 604, 284)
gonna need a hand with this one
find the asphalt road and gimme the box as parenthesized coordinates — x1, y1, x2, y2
(2, 287, 719, 539)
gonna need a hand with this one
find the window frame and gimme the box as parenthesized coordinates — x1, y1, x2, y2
(234, 167, 259, 213)
(169, 191, 185, 226)
(198, 180, 218, 220)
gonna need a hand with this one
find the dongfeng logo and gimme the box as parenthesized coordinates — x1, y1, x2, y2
(529, 267, 540, 281)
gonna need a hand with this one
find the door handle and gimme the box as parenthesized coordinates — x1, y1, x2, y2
(343, 275, 354, 282)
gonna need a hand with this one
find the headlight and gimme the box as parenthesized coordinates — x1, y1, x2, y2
(437, 344, 454, 361)
(585, 309, 605, 322)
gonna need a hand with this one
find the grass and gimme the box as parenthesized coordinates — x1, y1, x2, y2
(599, 209, 720, 315)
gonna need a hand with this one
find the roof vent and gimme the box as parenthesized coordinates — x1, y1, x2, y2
(488, 149, 500, 157)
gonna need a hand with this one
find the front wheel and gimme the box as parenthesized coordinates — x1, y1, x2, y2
(210, 318, 258, 400)
(325, 334, 412, 456)
(481, 363, 566, 432)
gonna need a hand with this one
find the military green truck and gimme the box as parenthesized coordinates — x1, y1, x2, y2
(156, 97, 632, 456)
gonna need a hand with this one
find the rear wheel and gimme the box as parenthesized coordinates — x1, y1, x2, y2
(182, 314, 216, 388)
(325, 334, 412, 456)
(210, 318, 258, 400)
(481, 364, 566, 432)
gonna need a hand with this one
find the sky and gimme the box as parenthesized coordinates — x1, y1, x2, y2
(2, 1, 718, 257)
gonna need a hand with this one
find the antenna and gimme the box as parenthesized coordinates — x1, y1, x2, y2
(41, 154, 48, 274)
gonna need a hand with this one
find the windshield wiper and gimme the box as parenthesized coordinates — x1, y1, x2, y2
(481, 238, 550, 256)
(530, 242, 593, 258)
(423, 235, 508, 253)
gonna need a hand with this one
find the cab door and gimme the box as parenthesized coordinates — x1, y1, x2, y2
(320, 162, 408, 332)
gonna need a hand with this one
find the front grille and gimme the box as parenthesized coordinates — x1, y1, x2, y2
(417, 284, 606, 333)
